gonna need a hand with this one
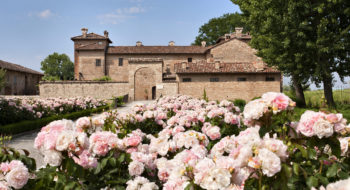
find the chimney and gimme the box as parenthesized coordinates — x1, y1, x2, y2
(104, 30, 109, 38)
(201, 41, 206, 47)
(235, 27, 243, 37)
(136, 41, 143, 46)
(215, 61, 220, 69)
(225, 34, 231, 41)
(168, 41, 175, 46)
(81, 28, 88, 38)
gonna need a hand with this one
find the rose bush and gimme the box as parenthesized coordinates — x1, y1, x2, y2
(2, 92, 349, 189)
(0, 97, 107, 125)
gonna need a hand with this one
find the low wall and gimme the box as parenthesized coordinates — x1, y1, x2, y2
(39, 81, 129, 100)
(156, 82, 178, 98)
(179, 81, 281, 101)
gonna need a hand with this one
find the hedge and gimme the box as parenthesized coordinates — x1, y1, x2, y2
(0, 105, 110, 135)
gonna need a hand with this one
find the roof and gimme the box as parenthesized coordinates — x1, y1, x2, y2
(75, 43, 106, 50)
(0, 60, 44, 75)
(71, 33, 112, 43)
(174, 61, 280, 74)
(107, 46, 209, 54)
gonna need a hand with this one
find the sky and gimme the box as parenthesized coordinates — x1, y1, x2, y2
(0, 0, 348, 89)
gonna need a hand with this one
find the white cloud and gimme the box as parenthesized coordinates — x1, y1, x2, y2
(98, 6, 145, 25)
(38, 9, 53, 19)
(28, 9, 54, 19)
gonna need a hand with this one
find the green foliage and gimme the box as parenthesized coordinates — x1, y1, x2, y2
(232, 0, 350, 107)
(233, 99, 246, 111)
(0, 68, 6, 91)
(193, 13, 248, 46)
(93, 76, 112, 81)
(41, 52, 74, 80)
(0, 105, 109, 135)
(202, 89, 209, 102)
(42, 75, 60, 81)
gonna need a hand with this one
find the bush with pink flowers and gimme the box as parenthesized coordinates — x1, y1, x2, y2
(0, 97, 107, 126)
(3, 92, 350, 189)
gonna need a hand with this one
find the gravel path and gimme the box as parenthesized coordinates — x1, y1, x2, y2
(8, 100, 154, 168)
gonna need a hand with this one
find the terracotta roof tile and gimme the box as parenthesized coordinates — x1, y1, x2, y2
(175, 61, 280, 74)
(107, 46, 208, 54)
(0, 60, 44, 75)
(71, 33, 112, 43)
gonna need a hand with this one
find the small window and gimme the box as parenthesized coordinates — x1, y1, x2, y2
(183, 78, 191, 82)
(210, 78, 219, 82)
(95, 59, 101, 66)
(188, 58, 192, 63)
(266, 77, 275, 81)
(119, 58, 123, 66)
(237, 77, 247, 81)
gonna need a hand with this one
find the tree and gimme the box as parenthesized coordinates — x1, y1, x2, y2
(232, 0, 350, 108)
(41, 52, 74, 80)
(0, 69, 6, 91)
(193, 13, 248, 46)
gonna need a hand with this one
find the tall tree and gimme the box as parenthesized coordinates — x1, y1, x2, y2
(0, 69, 6, 91)
(41, 52, 74, 80)
(232, 0, 350, 107)
(193, 13, 248, 46)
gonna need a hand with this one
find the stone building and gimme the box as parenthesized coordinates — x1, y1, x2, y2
(40, 28, 281, 101)
(0, 60, 43, 95)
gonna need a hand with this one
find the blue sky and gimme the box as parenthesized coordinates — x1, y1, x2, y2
(0, 0, 239, 72)
(0, 0, 348, 89)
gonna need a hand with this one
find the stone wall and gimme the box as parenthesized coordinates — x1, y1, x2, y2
(39, 81, 129, 100)
(0, 70, 41, 95)
(209, 39, 263, 64)
(156, 82, 178, 98)
(178, 81, 280, 101)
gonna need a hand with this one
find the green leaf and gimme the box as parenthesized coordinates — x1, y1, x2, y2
(282, 164, 292, 178)
(306, 176, 318, 188)
(294, 144, 307, 158)
(118, 153, 126, 163)
(109, 157, 117, 167)
(308, 149, 317, 160)
(101, 158, 108, 169)
(326, 164, 338, 178)
(293, 163, 300, 176)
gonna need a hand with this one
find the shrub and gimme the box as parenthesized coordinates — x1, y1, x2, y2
(233, 98, 246, 111)
(93, 76, 112, 81)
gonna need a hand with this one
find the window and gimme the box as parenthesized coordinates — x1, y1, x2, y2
(266, 77, 275, 81)
(119, 58, 123, 66)
(98, 41, 103, 45)
(95, 59, 101, 66)
(188, 58, 192, 63)
(183, 78, 192, 82)
(237, 77, 247, 81)
(210, 78, 219, 82)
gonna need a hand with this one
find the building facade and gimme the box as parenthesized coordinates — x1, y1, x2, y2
(70, 28, 281, 101)
(0, 60, 43, 95)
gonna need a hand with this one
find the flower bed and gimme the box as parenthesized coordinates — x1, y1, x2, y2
(2, 93, 350, 189)
(0, 97, 107, 126)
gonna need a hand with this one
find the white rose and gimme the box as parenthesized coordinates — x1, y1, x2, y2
(128, 161, 144, 176)
(200, 168, 231, 190)
(339, 137, 350, 156)
(258, 148, 281, 177)
(5, 167, 29, 189)
(77, 133, 89, 149)
(44, 150, 63, 166)
(140, 183, 159, 190)
(313, 118, 334, 139)
(326, 177, 350, 190)
(56, 131, 75, 151)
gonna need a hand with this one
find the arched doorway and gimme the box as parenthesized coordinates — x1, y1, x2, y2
(134, 67, 156, 100)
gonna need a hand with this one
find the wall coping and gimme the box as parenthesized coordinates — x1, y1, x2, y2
(39, 81, 129, 84)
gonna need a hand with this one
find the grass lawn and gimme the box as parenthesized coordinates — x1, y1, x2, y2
(304, 88, 350, 108)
